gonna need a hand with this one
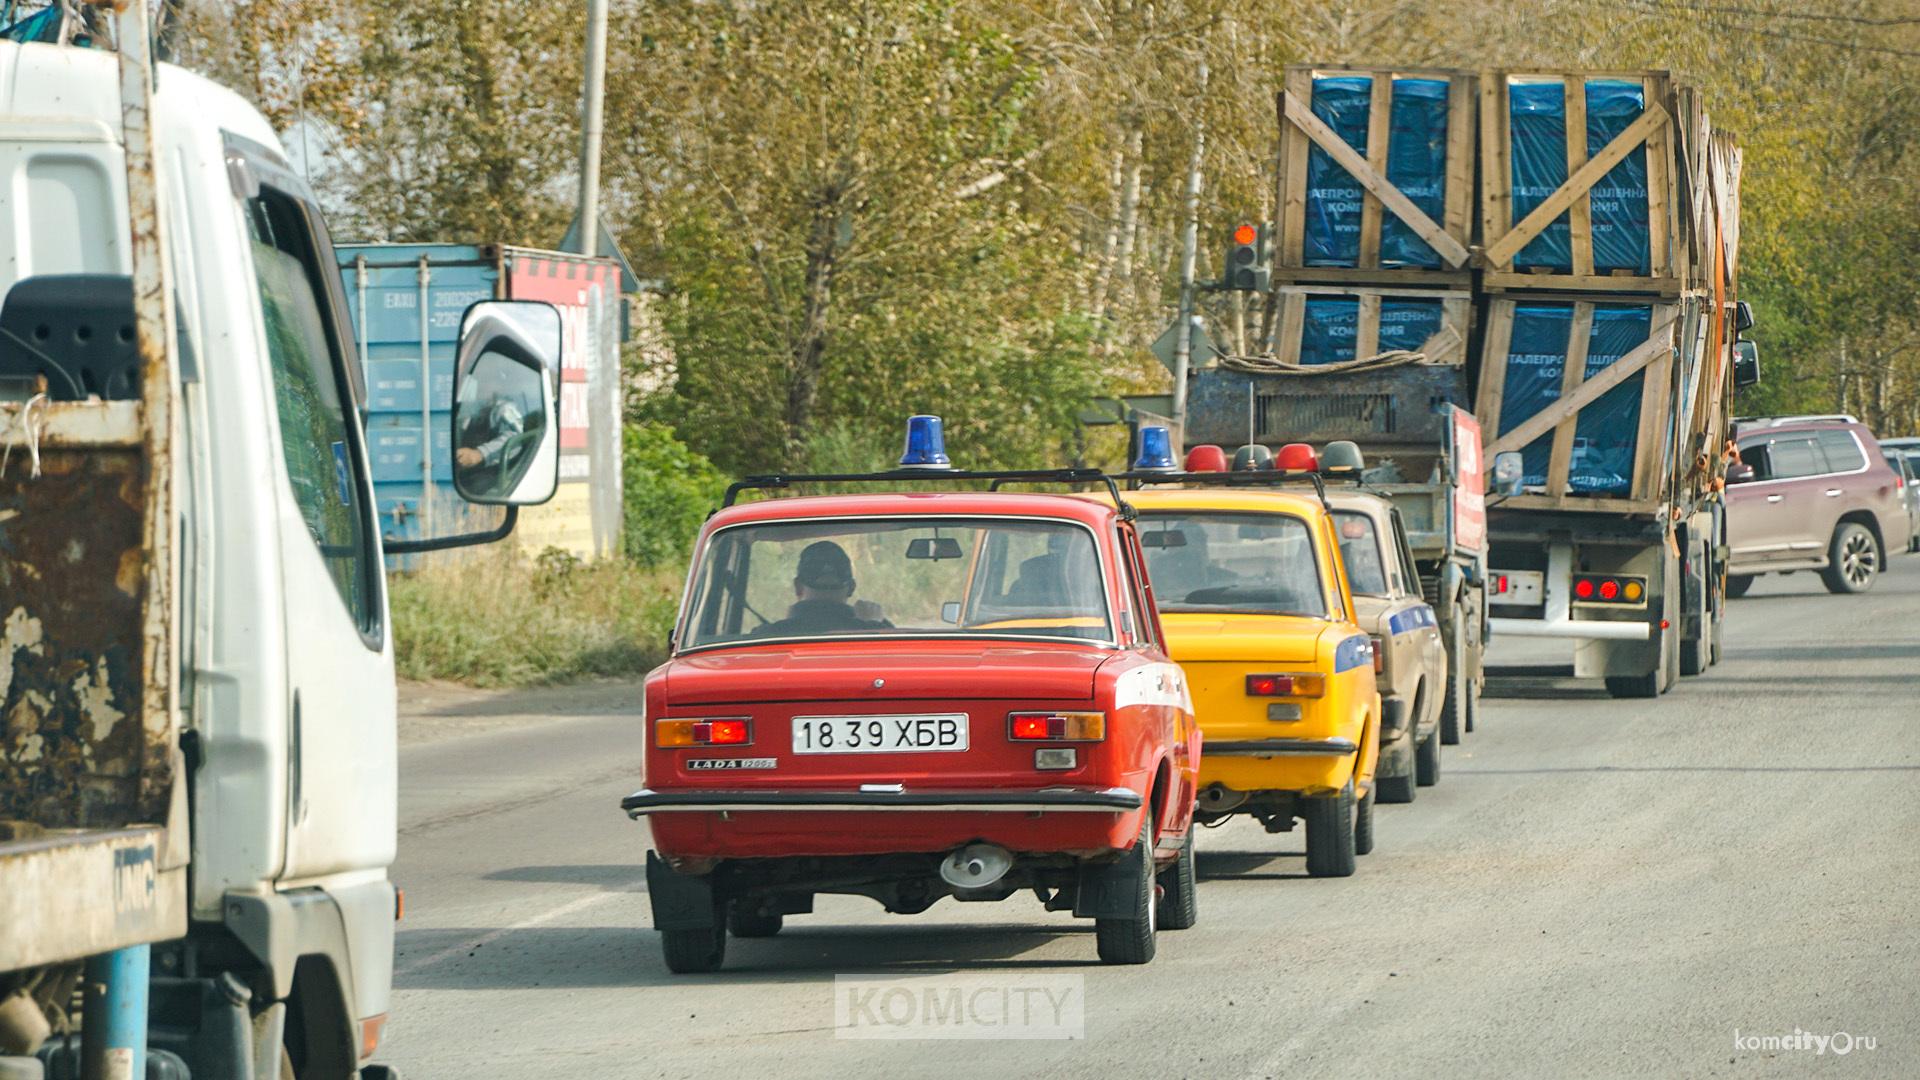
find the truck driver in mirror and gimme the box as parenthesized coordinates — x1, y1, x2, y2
(453, 347, 537, 500)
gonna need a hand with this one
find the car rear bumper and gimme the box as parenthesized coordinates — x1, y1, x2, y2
(1203, 737, 1360, 757)
(622, 785, 1143, 817)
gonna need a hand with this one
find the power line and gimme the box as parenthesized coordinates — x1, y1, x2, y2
(1601, 0, 1920, 58)
(1623, 1, 1920, 26)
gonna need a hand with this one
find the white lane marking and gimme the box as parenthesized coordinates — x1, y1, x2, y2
(395, 881, 644, 977)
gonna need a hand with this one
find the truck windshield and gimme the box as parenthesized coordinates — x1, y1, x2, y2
(682, 517, 1113, 650)
(1138, 512, 1327, 618)
(1332, 511, 1391, 596)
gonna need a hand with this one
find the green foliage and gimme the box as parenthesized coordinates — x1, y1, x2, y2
(388, 550, 680, 687)
(621, 423, 730, 568)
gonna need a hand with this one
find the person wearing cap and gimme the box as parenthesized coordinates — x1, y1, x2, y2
(752, 540, 893, 638)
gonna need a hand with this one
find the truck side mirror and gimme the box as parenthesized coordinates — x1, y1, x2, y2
(451, 300, 563, 506)
(1732, 300, 1755, 334)
(1491, 451, 1525, 497)
(1732, 339, 1761, 388)
(1726, 462, 1756, 484)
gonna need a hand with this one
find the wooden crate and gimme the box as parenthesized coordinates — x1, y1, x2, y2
(1274, 66, 1477, 285)
(1477, 70, 1688, 295)
(1475, 295, 1686, 513)
(1269, 284, 1474, 367)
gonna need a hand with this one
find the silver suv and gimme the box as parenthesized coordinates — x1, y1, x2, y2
(1726, 416, 1912, 595)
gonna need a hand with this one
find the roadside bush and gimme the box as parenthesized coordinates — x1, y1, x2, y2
(622, 422, 730, 568)
(388, 548, 682, 687)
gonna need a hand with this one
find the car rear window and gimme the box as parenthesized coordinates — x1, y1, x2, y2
(1138, 511, 1328, 618)
(681, 517, 1113, 650)
(1816, 430, 1866, 473)
(1332, 511, 1391, 596)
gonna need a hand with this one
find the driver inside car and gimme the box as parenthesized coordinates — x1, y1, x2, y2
(752, 540, 893, 638)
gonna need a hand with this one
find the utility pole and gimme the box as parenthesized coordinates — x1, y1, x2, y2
(1171, 58, 1209, 443)
(577, 0, 609, 257)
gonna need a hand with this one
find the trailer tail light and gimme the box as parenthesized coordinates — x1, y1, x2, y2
(1570, 574, 1647, 607)
(656, 717, 753, 747)
(1007, 711, 1105, 741)
(1245, 673, 1326, 698)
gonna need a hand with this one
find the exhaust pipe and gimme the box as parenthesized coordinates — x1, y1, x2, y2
(939, 843, 1013, 890)
(1197, 784, 1246, 813)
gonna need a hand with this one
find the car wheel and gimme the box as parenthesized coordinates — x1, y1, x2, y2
(1439, 626, 1467, 745)
(1156, 828, 1199, 931)
(1819, 522, 1880, 594)
(1725, 574, 1754, 599)
(1303, 780, 1357, 878)
(1415, 729, 1440, 787)
(1354, 783, 1376, 857)
(661, 910, 727, 974)
(1375, 759, 1416, 805)
(728, 904, 784, 938)
(1095, 815, 1157, 964)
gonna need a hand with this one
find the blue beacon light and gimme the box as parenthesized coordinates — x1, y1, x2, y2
(1133, 425, 1177, 471)
(899, 414, 953, 469)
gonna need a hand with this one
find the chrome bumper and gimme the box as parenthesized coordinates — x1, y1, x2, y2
(622, 785, 1144, 817)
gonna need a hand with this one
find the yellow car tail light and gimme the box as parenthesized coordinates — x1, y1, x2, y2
(1245, 673, 1325, 698)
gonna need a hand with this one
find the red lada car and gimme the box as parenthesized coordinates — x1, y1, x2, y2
(623, 472, 1201, 971)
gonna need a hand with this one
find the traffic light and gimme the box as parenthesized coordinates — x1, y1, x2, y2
(1224, 222, 1271, 291)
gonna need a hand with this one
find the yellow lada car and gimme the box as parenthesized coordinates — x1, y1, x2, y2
(1112, 455, 1382, 877)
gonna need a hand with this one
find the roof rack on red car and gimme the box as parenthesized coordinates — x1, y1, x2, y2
(722, 415, 1134, 516)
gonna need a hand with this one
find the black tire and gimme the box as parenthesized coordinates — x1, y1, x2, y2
(1095, 815, 1157, 964)
(1464, 677, 1478, 733)
(1156, 828, 1199, 931)
(660, 919, 727, 974)
(1725, 574, 1754, 599)
(1354, 784, 1375, 857)
(1375, 753, 1416, 804)
(1439, 624, 1467, 745)
(1819, 522, 1880, 594)
(728, 905, 784, 938)
(1415, 729, 1440, 787)
(1303, 780, 1357, 878)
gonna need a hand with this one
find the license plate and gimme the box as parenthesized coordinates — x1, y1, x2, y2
(790, 713, 969, 755)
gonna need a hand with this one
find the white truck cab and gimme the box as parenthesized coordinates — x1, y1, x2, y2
(1, 21, 558, 1079)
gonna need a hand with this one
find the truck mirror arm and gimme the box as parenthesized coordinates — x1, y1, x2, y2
(383, 506, 518, 555)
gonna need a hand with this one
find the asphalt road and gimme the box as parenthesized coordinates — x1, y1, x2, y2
(381, 565, 1919, 1078)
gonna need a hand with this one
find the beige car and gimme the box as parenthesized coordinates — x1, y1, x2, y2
(1327, 491, 1447, 803)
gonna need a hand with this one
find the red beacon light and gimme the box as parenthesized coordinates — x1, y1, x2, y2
(1274, 442, 1318, 473)
(1185, 445, 1229, 473)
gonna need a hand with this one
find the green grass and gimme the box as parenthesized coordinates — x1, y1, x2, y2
(388, 548, 683, 687)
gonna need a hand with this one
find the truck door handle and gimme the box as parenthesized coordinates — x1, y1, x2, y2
(1765, 494, 1783, 503)
(1824, 488, 1843, 497)
(290, 691, 306, 825)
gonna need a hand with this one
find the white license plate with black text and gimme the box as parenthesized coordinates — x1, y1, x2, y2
(790, 713, 969, 754)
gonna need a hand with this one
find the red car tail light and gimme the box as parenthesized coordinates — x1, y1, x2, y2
(1007, 711, 1105, 741)
(657, 717, 753, 747)
(1245, 673, 1326, 698)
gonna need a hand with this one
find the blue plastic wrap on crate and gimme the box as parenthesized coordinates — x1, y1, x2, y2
(1299, 296, 1447, 366)
(1584, 81, 1652, 275)
(1304, 77, 1451, 269)
(1497, 303, 1652, 494)
(1304, 78, 1371, 266)
(1508, 80, 1652, 273)
(1381, 79, 1450, 268)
